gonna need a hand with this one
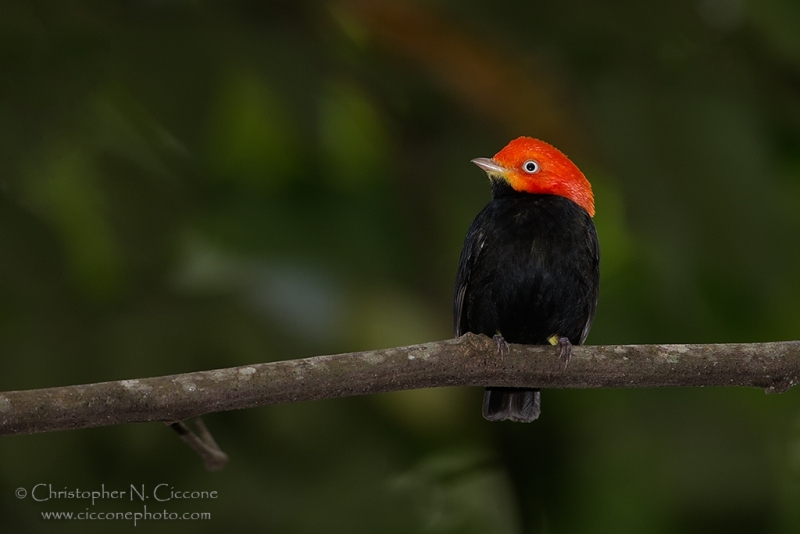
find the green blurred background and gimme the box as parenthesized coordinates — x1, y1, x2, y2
(2, 0, 800, 532)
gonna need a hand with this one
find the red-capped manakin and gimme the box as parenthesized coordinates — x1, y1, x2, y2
(454, 137, 599, 422)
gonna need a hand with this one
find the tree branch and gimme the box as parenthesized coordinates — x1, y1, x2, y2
(2, 333, 799, 436)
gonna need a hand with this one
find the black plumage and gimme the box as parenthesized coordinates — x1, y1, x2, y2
(454, 180, 600, 422)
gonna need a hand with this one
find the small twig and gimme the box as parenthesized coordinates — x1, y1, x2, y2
(168, 418, 228, 472)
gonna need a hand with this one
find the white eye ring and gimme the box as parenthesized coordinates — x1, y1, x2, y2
(522, 160, 540, 174)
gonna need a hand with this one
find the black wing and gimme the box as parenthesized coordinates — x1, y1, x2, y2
(578, 217, 601, 344)
(453, 224, 486, 337)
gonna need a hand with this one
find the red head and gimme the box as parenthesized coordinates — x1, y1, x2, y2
(472, 137, 594, 217)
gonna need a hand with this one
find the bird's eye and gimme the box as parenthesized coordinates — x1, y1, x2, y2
(523, 160, 540, 174)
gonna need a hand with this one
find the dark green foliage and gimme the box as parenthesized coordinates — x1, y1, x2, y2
(2, 1, 800, 532)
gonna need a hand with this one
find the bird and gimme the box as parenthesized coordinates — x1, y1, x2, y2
(453, 136, 599, 422)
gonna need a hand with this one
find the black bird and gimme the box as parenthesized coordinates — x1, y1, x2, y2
(454, 137, 600, 422)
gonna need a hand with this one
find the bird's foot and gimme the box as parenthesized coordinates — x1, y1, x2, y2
(548, 334, 573, 369)
(493, 334, 510, 357)
(557, 336, 573, 369)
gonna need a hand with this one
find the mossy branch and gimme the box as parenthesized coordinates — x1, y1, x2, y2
(2, 333, 799, 436)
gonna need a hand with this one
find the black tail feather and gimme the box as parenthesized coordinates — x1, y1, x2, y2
(482, 387, 541, 422)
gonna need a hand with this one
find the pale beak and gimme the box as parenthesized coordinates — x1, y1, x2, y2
(471, 157, 507, 176)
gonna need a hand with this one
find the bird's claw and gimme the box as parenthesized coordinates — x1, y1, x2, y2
(493, 334, 510, 357)
(557, 336, 573, 369)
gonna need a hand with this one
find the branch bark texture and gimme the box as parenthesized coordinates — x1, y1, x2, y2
(2, 333, 799, 436)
